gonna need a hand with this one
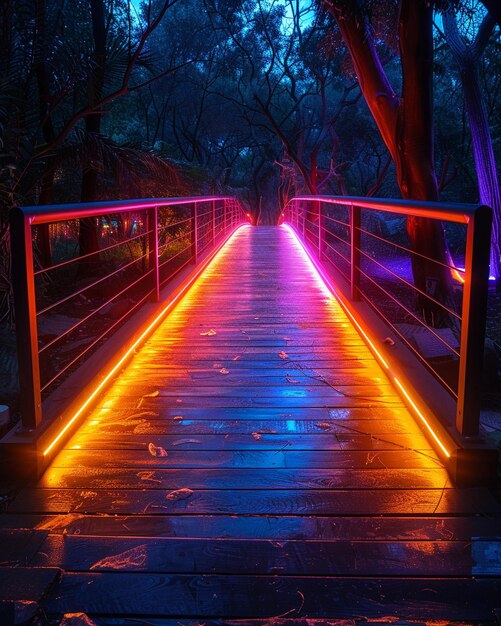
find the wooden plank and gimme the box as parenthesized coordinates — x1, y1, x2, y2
(92, 615, 460, 626)
(0, 567, 60, 602)
(101, 396, 405, 410)
(9, 487, 499, 515)
(106, 372, 390, 386)
(76, 417, 425, 436)
(76, 411, 422, 441)
(44, 572, 501, 620)
(0, 529, 48, 566)
(33, 535, 490, 576)
(63, 432, 433, 452)
(82, 405, 417, 422)
(106, 384, 402, 399)
(49, 448, 443, 470)
(38, 467, 448, 490)
(125, 354, 381, 364)
(2, 513, 500, 542)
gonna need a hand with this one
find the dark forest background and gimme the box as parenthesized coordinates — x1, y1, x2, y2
(0, 0, 500, 367)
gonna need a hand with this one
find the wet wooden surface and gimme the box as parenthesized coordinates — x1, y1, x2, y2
(3, 225, 501, 623)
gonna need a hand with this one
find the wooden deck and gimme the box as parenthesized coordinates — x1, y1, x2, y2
(2, 225, 501, 624)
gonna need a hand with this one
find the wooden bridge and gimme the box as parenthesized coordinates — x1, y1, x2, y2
(0, 197, 499, 624)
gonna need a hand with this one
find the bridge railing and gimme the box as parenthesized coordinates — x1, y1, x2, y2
(11, 196, 248, 432)
(283, 196, 492, 440)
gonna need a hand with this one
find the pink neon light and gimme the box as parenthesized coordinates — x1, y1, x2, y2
(282, 223, 451, 459)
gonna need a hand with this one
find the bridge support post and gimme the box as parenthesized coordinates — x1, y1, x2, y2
(456, 205, 492, 436)
(10, 207, 42, 429)
(148, 206, 160, 302)
(350, 203, 361, 301)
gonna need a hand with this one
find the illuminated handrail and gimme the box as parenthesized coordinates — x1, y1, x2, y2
(11, 195, 248, 431)
(282, 195, 492, 438)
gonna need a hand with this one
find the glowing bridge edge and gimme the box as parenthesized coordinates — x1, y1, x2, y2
(43, 224, 250, 457)
(282, 223, 451, 460)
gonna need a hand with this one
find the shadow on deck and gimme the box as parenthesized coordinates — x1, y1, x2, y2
(1, 226, 500, 624)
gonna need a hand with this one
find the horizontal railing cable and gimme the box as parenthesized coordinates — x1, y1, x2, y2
(10, 195, 249, 431)
(282, 195, 492, 438)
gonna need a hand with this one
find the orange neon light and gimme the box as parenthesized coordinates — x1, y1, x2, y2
(393, 377, 450, 458)
(283, 224, 451, 459)
(43, 225, 249, 457)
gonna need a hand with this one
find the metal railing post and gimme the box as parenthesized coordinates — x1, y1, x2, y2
(10, 207, 42, 429)
(456, 205, 492, 436)
(350, 203, 361, 301)
(148, 206, 160, 302)
(318, 201, 323, 259)
(301, 202, 306, 239)
(212, 200, 216, 246)
(191, 203, 198, 264)
(223, 200, 227, 234)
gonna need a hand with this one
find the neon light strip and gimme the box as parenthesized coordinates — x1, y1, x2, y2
(283, 223, 451, 459)
(43, 225, 248, 457)
(393, 378, 450, 458)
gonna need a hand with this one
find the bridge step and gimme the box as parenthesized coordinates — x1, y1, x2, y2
(44, 572, 501, 621)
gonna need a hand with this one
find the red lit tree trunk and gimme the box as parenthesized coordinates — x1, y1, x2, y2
(78, 0, 106, 271)
(326, 0, 453, 325)
(443, 12, 500, 280)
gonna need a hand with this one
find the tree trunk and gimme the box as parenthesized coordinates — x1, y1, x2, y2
(326, 0, 454, 325)
(444, 12, 500, 279)
(34, 0, 54, 269)
(397, 0, 453, 325)
(78, 0, 106, 273)
(462, 59, 501, 278)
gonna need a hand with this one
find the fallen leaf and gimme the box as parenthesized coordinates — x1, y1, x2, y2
(137, 471, 161, 484)
(90, 545, 147, 570)
(124, 411, 158, 420)
(172, 438, 201, 445)
(167, 488, 194, 501)
(148, 442, 168, 457)
(60, 613, 98, 626)
(173, 415, 183, 421)
(200, 329, 217, 336)
(283, 337, 292, 341)
(251, 432, 262, 440)
(315, 422, 331, 430)
(232, 355, 241, 361)
(143, 390, 159, 398)
(383, 336, 395, 346)
(286, 374, 300, 384)
(79, 491, 97, 499)
(219, 367, 229, 374)
(278, 351, 288, 359)
(133, 422, 154, 434)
